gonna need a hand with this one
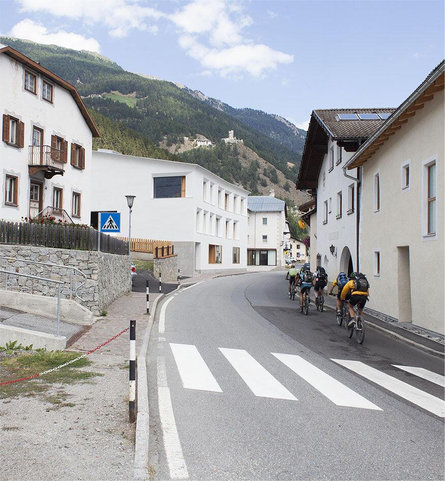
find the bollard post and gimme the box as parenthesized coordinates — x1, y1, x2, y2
(177, 268, 181, 285)
(146, 279, 150, 315)
(159, 271, 162, 293)
(129, 320, 136, 423)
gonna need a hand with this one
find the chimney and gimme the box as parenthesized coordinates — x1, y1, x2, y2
(269, 189, 275, 197)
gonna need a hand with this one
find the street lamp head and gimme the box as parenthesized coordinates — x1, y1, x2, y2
(125, 195, 136, 209)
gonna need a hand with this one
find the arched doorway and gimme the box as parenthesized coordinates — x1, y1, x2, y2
(339, 246, 354, 275)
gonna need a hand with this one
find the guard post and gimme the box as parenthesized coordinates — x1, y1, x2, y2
(129, 320, 136, 423)
(146, 280, 150, 315)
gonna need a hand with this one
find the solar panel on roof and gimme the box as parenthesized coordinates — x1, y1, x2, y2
(378, 113, 392, 120)
(337, 113, 358, 120)
(358, 113, 380, 120)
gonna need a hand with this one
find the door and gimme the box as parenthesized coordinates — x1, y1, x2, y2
(260, 250, 268, 265)
(29, 182, 42, 219)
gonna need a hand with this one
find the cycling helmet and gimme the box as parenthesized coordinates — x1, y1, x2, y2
(303, 263, 311, 271)
(349, 272, 357, 279)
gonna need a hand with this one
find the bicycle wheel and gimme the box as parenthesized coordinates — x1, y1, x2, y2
(291, 284, 296, 301)
(304, 294, 309, 315)
(346, 311, 354, 338)
(355, 316, 365, 344)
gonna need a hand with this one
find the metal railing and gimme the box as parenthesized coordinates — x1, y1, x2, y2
(36, 206, 74, 224)
(0, 269, 62, 335)
(28, 145, 65, 170)
(0, 256, 87, 302)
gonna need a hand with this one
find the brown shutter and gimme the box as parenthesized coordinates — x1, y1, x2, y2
(181, 176, 185, 197)
(18, 121, 25, 148)
(3, 114, 10, 142)
(63, 140, 68, 163)
(51, 135, 57, 160)
(81, 147, 85, 169)
(70, 143, 75, 166)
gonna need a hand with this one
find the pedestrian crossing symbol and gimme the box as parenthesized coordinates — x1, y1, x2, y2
(99, 212, 121, 233)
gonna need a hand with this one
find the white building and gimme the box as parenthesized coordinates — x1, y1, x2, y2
(0, 45, 99, 224)
(91, 150, 249, 276)
(296, 108, 394, 280)
(345, 61, 444, 334)
(247, 193, 287, 267)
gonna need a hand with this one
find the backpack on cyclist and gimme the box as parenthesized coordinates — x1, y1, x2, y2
(353, 273, 369, 292)
(336, 272, 348, 289)
(316, 267, 327, 281)
(303, 271, 313, 283)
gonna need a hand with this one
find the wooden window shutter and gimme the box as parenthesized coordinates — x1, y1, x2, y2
(181, 176, 185, 197)
(81, 147, 85, 169)
(3, 114, 10, 142)
(18, 121, 25, 148)
(51, 135, 57, 160)
(70, 143, 75, 166)
(63, 140, 68, 163)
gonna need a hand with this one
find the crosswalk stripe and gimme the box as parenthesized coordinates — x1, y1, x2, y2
(392, 365, 445, 388)
(219, 348, 297, 401)
(170, 343, 222, 392)
(273, 353, 381, 410)
(332, 359, 445, 418)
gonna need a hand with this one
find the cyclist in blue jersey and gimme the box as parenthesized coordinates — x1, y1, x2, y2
(298, 264, 314, 311)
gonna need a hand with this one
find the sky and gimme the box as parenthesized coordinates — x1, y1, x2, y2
(0, 0, 444, 130)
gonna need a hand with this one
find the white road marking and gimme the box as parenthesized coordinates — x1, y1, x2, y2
(273, 353, 381, 410)
(170, 343, 222, 392)
(157, 356, 189, 480)
(333, 359, 445, 418)
(393, 365, 445, 387)
(159, 296, 174, 334)
(219, 348, 297, 400)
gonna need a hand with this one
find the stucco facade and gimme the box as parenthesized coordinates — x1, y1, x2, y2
(91, 150, 249, 276)
(358, 91, 444, 333)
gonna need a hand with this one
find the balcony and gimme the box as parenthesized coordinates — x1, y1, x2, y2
(28, 145, 65, 179)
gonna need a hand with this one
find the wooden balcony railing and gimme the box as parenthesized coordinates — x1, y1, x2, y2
(28, 145, 65, 178)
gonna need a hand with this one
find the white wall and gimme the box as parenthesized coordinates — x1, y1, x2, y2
(91, 151, 248, 272)
(0, 54, 93, 224)
(360, 92, 444, 333)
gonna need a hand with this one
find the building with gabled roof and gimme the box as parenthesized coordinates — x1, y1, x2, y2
(344, 61, 444, 333)
(296, 108, 395, 280)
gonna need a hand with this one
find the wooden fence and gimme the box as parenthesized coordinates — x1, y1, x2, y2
(0, 220, 128, 255)
(117, 237, 174, 258)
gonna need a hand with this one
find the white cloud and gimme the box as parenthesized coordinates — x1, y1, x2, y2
(9, 19, 101, 52)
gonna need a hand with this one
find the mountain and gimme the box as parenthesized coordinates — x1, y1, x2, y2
(1, 37, 308, 205)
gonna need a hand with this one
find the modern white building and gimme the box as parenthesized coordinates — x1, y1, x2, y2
(345, 61, 444, 334)
(0, 45, 99, 224)
(91, 150, 249, 276)
(247, 193, 287, 267)
(296, 108, 394, 280)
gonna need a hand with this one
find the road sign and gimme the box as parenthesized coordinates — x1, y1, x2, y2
(99, 212, 121, 233)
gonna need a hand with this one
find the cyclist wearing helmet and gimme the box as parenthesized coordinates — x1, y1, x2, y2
(340, 272, 369, 327)
(287, 263, 298, 298)
(329, 271, 349, 315)
(298, 264, 314, 312)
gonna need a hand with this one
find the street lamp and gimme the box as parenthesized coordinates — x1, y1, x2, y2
(125, 195, 135, 256)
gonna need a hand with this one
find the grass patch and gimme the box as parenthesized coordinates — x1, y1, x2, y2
(133, 259, 153, 271)
(0, 350, 101, 399)
(103, 92, 137, 107)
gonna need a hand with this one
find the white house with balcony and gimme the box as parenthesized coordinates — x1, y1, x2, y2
(0, 44, 99, 224)
(90, 150, 249, 276)
(296, 108, 394, 280)
(247, 193, 287, 267)
(345, 61, 444, 334)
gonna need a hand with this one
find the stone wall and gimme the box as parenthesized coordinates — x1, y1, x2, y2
(0, 245, 131, 315)
(153, 255, 179, 283)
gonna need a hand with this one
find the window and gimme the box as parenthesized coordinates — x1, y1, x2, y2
(71, 143, 85, 169)
(24, 71, 37, 94)
(53, 187, 63, 211)
(374, 251, 381, 276)
(297, 244, 300, 249)
(323, 200, 328, 224)
(209, 244, 222, 264)
(262, 217, 267, 225)
(402, 162, 410, 190)
(262, 235, 268, 243)
(336, 191, 342, 219)
(2, 115, 24, 147)
(374, 172, 380, 212)
(322, 171, 326, 188)
(218, 189, 223, 208)
(233, 221, 239, 240)
(215, 217, 221, 237)
(329, 146, 334, 171)
(225, 193, 229, 210)
(42, 80, 53, 103)
(153, 176, 185, 198)
(51, 135, 67, 162)
(426, 162, 436, 236)
(5, 175, 18, 206)
(225, 220, 230, 239)
(347, 184, 355, 214)
(203, 180, 207, 201)
(233, 247, 240, 264)
(72, 192, 81, 218)
(336, 145, 342, 165)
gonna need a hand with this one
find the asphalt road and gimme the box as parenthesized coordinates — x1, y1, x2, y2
(147, 271, 444, 481)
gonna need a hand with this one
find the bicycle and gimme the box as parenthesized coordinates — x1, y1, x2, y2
(300, 289, 310, 315)
(329, 293, 346, 326)
(346, 303, 365, 344)
(315, 291, 324, 312)
(289, 279, 296, 301)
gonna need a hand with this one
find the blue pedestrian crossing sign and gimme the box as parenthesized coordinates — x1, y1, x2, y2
(99, 212, 121, 233)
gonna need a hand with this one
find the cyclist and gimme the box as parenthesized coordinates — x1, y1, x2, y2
(298, 264, 314, 312)
(329, 271, 349, 318)
(313, 266, 328, 305)
(340, 272, 369, 327)
(287, 263, 298, 298)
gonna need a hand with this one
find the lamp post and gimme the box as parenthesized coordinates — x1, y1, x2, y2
(125, 195, 135, 256)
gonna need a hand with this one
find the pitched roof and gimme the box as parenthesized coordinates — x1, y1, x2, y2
(346, 61, 445, 169)
(296, 107, 395, 190)
(247, 196, 285, 212)
(0, 45, 100, 137)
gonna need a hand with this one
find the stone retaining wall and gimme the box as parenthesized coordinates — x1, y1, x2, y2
(153, 255, 178, 283)
(0, 245, 130, 316)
